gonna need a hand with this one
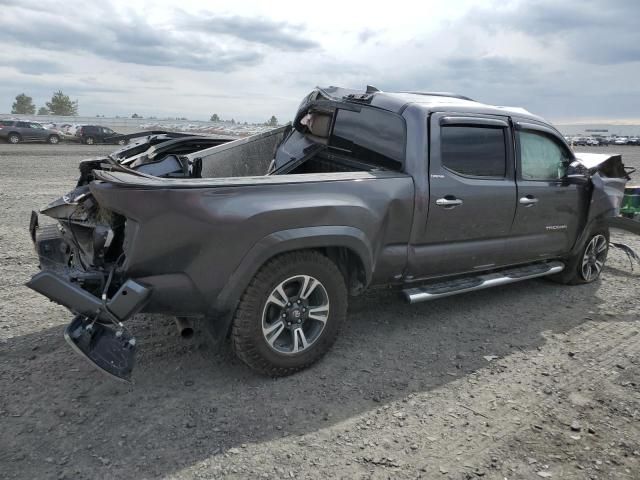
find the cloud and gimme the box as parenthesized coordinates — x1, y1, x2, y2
(11, 59, 66, 75)
(466, 0, 640, 65)
(178, 13, 319, 51)
(357, 29, 377, 43)
(0, 2, 269, 72)
(0, 0, 638, 122)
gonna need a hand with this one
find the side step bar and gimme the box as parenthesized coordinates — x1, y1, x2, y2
(403, 261, 565, 304)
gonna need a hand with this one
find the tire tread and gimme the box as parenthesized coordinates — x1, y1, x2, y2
(231, 250, 347, 376)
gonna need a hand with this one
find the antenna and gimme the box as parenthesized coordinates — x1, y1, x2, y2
(366, 85, 380, 94)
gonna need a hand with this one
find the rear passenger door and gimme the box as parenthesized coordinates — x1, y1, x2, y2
(17, 122, 34, 141)
(408, 114, 517, 278)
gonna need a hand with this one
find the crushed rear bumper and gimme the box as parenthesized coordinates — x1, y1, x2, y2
(26, 211, 151, 382)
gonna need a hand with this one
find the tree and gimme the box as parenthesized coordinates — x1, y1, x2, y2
(45, 90, 78, 116)
(37, 106, 50, 115)
(210, 113, 220, 122)
(267, 115, 278, 127)
(131, 113, 142, 118)
(12, 94, 36, 115)
(231, 118, 236, 125)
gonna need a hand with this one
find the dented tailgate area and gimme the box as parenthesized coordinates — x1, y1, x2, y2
(24, 131, 281, 381)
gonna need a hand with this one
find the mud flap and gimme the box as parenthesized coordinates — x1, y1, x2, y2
(64, 315, 136, 383)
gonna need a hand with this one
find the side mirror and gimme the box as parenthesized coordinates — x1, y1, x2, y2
(565, 161, 589, 181)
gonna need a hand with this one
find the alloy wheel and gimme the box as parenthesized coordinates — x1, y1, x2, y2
(581, 234, 608, 282)
(261, 275, 330, 355)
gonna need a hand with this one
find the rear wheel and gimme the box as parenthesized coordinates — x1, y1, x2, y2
(84, 136, 95, 145)
(117, 138, 128, 145)
(47, 135, 60, 144)
(232, 251, 348, 376)
(8, 133, 20, 144)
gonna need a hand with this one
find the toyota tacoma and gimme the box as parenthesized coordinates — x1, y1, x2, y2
(27, 86, 632, 381)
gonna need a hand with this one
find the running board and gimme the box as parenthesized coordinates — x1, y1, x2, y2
(403, 261, 565, 304)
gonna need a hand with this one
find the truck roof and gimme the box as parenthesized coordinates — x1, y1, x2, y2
(317, 86, 547, 124)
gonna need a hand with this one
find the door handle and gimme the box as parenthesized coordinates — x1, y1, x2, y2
(519, 196, 539, 206)
(436, 197, 463, 207)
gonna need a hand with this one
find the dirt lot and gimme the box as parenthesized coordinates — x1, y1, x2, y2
(1, 144, 639, 480)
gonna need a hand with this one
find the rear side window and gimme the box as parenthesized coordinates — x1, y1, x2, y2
(518, 130, 572, 180)
(441, 126, 507, 177)
(330, 107, 405, 169)
(17, 121, 30, 128)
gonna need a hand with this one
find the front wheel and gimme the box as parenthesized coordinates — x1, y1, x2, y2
(231, 251, 348, 376)
(84, 136, 95, 145)
(8, 133, 20, 144)
(551, 229, 609, 285)
(47, 135, 60, 144)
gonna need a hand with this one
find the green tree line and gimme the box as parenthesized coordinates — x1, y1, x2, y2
(10, 91, 78, 116)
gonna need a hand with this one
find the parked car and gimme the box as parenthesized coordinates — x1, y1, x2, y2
(585, 138, 600, 146)
(570, 136, 588, 146)
(628, 137, 639, 145)
(76, 125, 128, 145)
(0, 120, 61, 144)
(27, 86, 630, 382)
(614, 137, 629, 145)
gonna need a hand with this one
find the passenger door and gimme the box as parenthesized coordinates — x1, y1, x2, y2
(102, 127, 115, 142)
(29, 123, 48, 142)
(505, 122, 583, 263)
(17, 122, 34, 141)
(408, 114, 517, 278)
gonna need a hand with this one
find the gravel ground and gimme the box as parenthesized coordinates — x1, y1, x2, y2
(1, 144, 639, 480)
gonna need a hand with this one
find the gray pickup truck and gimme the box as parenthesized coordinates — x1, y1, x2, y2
(27, 86, 631, 381)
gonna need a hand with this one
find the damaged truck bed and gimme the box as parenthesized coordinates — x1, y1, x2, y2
(27, 86, 634, 382)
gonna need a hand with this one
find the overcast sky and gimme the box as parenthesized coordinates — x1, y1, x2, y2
(0, 0, 638, 123)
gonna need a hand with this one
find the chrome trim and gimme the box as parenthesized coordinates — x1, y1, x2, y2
(404, 261, 565, 304)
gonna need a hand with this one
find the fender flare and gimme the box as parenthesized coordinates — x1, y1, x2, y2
(204, 226, 373, 343)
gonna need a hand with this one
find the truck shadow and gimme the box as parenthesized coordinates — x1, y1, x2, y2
(0, 277, 633, 479)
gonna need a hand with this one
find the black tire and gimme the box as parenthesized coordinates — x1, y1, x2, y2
(117, 139, 128, 146)
(232, 250, 348, 376)
(550, 227, 609, 285)
(8, 133, 21, 144)
(47, 135, 60, 144)
(84, 136, 95, 145)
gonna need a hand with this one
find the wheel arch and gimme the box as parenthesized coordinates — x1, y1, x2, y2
(204, 226, 373, 343)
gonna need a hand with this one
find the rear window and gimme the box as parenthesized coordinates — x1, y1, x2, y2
(330, 107, 405, 169)
(441, 126, 507, 177)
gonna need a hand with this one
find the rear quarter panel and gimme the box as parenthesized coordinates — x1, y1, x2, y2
(89, 172, 414, 315)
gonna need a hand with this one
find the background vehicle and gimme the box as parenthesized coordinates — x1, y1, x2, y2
(27, 87, 630, 381)
(585, 138, 600, 146)
(76, 125, 128, 145)
(0, 120, 61, 144)
(614, 137, 629, 145)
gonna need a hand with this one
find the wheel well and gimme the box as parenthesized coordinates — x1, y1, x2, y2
(320, 246, 367, 295)
(250, 247, 367, 297)
(8, 131, 20, 138)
